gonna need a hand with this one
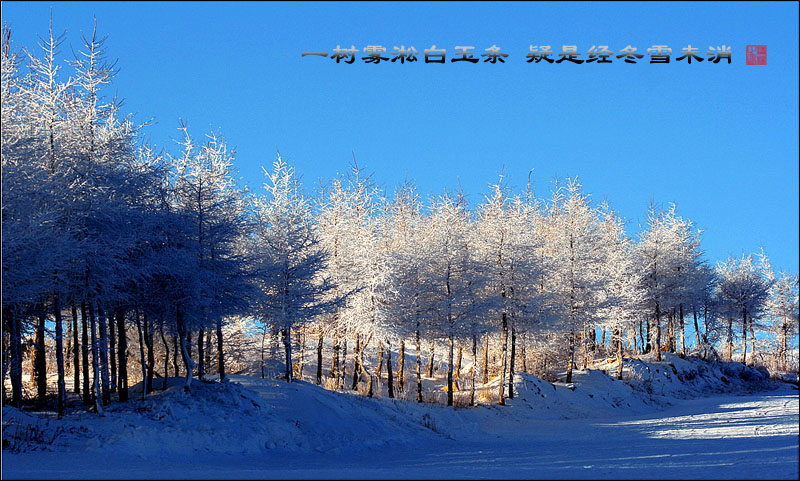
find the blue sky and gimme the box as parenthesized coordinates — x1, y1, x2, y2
(2, 1, 798, 274)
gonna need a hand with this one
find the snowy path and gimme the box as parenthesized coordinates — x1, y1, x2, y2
(3, 387, 797, 479)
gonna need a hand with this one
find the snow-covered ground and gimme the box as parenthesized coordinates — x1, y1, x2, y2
(3, 354, 798, 479)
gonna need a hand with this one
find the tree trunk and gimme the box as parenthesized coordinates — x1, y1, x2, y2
(116, 308, 128, 401)
(352, 334, 361, 390)
(508, 326, 516, 400)
(8, 307, 23, 407)
(197, 329, 205, 380)
(283, 326, 293, 382)
(427, 340, 435, 378)
(81, 302, 91, 405)
(455, 345, 463, 380)
(600, 328, 606, 351)
(616, 328, 623, 380)
(159, 324, 169, 391)
(216, 317, 225, 381)
(741, 307, 748, 365)
(357, 344, 373, 397)
(470, 334, 477, 406)
(316, 333, 324, 385)
(726, 317, 734, 361)
(386, 340, 394, 399)
(679, 304, 685, 357)
(88, 302, 104, 415)
(143, 315, 154, 394)
(693, 308, 701, 351)
(339, 337, 347, 389)
(97, 304, 111, 405)
(666, 310, 674, 353)
(109, 308, 116, 392)
(134, 304, 147, 400)
(260, 328, 266, 379)
(447, 333, 454, 407)
(205, 330, 212, 376)
(499, 312, 508, 405)
(566, 329, 575, 383)
(54, 296, 66, 418)
(415, 326, 422, 403)
(297, 328, 305, 379)
(72, 305, 80, 394)
(330, 334, 339, 378)
(655, 304, 662, 361)
(172, 335, 180, 377)
(34, 307, 47, 401)
(176, 306, 194, 393)
(398, 339, 405, 392)
(482, 334, 489, 385)
(377, 341, 385, 377)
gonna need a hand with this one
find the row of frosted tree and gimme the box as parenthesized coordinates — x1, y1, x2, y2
(2, 23, 798, 416)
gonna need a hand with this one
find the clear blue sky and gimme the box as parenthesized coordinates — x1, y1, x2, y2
(2, 1, 798, 274)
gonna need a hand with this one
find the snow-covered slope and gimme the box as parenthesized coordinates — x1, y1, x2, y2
(3, 353, 792, 457)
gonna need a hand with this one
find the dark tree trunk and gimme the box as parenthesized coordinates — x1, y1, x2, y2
(54, 296, 66, 418)
(427, 340, 435, 378)
(483, 334, 489, 385)
(470, 334, 477, 406)
(316, 333, 324, 385)
(81, 302, 91, 405)
(726, 317, 734, 361)
(655, 304, 662, 361)
(339, 337, 347, 388)
(415, 326, 422, 403)
(377, 341, 385, 376)
(566, 329, 575, 383)
(116, 308, 128, 402)
(455, 344, 463, 380)
(159, 325, 169, 391)
(134, 304, 147, 400)
(398, 340, 405, 392)
(616, 328, 623, 380)
(71, 305, 80, 394)
(87, 302, 103, 414)
(499, 313, 508, 405)
(34, 307, 47, 401)
(283, 326, 293, 382)
(7, 307, 23, 407)
(330, 334, 339, 378)
(693, 308, 701, 351)
(205, 330, 212, 376)
(351, 334, 361, 390)
(297, 329, 305, 379)
(679, 303, 685, 357)
(447, 333, 454, 407)
(386, 340, 394, 399)
(96, 304, 111, 405)
(109, 308, 116, 392)
(172, 335, 179, 377)
(216, 317, 225, 381)
(197, 329, 205, 380)
(508, 326, 516, 399)
(741, 307, 748, 365)
(143, 315, 154, 393)
(175, 306, 194, 393)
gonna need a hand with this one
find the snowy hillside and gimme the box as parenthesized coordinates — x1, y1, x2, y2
(3, 354, 798, 479)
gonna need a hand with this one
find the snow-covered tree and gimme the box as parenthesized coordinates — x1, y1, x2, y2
(715, 253, 771, 364)
(252, 155, 338, 382)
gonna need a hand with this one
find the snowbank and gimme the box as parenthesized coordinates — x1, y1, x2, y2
(3, 354, 794, 457)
